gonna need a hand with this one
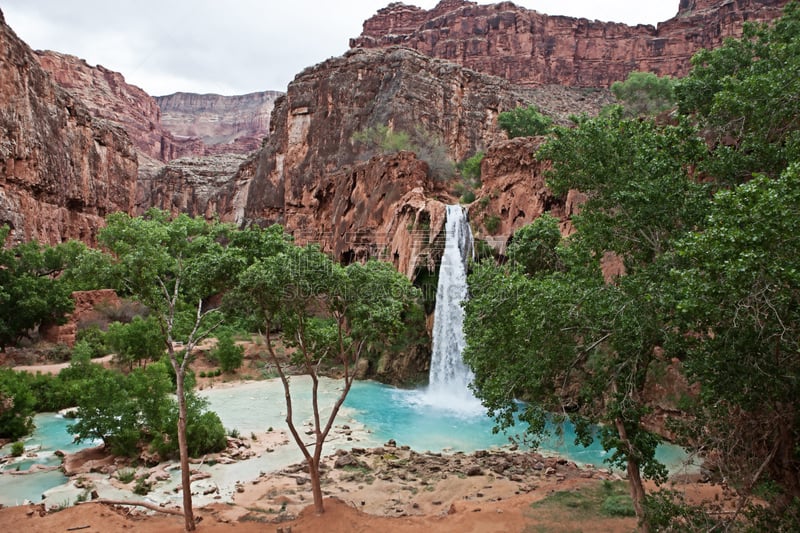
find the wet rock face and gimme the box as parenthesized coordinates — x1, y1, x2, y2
(0, 12, 138, 245)
(352, 0, 790, 87)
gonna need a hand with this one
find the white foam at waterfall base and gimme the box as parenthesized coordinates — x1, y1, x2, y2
(418, 204, 484, 417)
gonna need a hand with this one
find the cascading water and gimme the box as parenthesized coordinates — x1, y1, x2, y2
(422, 204, 483, 414)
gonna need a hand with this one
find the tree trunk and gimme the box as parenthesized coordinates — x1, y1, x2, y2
(615, 417, 649, 533)
(175, 372, 195, 531)
(308, 457, 325, 514)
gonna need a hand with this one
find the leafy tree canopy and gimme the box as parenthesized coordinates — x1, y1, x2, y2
(0, 227, 82, 350)
(497, 105, 553, 138)
(610, 71, 676, 117)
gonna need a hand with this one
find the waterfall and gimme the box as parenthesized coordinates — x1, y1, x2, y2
(424, 204, 482, 413)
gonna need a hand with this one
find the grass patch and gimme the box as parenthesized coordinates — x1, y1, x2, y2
(117, 468, 136, 484)
(525, 480, 635, 531)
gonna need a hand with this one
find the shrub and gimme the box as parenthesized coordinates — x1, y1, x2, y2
(186, 411, 227, 456)
(483, 215, 501, 234)
(212, 334, 244, 373)
(610, 71, 675, 117)
(352, 124, 413, 154)
(94, 299, 148, 324)
(133, 475, 152, 495)
(11, 441, 25, 457)
(117, 468, 136, 483)
(45, 343, 72, 363)
(458, 151, 484, 181)
(75, 325, 108, 358)
(497, 105, 553, 138)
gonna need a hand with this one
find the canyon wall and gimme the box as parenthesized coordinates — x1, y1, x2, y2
(36, 52, 281, 162)
(351, 0, 790, 87)
(0, 11, 138, 246)
(155, 91, 281, 155)
(226, 46, 610, 277)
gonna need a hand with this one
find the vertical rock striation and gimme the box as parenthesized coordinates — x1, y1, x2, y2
(351, 0, 790, 87)
(0, 10, 138, 245)
(225, 46, 607, 276)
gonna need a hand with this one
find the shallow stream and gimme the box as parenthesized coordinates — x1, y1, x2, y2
(0, 376, 692, 507)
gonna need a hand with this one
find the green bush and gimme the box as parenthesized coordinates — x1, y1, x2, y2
(133, 475, 152, 495)
(212, 334, 244, 373)
(497, 106, 553, 138)
(610, 71, 675, 117)
(483, 215, 501, 234)
(352, 124, 412, 153)
(186, 411, 227, 456)
(75, 326, 108, 358)
(117, 468, 136, 483)
(0, 369, 35, 440)
(11, 441, 25, 457)
(459, 151, 484, 181)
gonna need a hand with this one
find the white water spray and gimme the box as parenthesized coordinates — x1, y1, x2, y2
(423, 204, 483, 414)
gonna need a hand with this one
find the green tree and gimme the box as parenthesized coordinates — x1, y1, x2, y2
(676, 1, 800, 184)
(69, 362, 226, 459)
(497, 105, 553, 138)
(465, 112, 709, 530)
(211, 333, 244, 373)
(669, 165, 800, 526)
(610, 71, 676, 117)
(94, 209, 239, 531)
(0, 369, 36, 440)
(68, 368, 137, 454)
(106, 315, 165, 370)
(0, 227, 77, 350)
(232, 244, 421, 514)
(506, 213, 563, 276)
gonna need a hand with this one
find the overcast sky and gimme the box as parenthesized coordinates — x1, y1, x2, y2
(2, 1, 679, 97)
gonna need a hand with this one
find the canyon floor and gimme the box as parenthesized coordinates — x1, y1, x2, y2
(0, 439, 723, 533)
(1, 351, 724, 532)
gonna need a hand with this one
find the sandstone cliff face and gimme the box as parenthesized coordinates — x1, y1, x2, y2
(140, 153, 248, 219)
(469, 137, 557, 253)
(155, 91, 281, 155)
(225, 46, 585, 275)
(0, 11, 138, 246)
(34, 51, 174, 162)
(35, 51, 279, 164)
(352, 0, 790, 87)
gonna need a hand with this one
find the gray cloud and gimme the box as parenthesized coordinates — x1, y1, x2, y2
(2, 1, 678, 96)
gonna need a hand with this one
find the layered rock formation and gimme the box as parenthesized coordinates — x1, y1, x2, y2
(155, 91, 281, 155)
(468, 136, 559, 252)
(140, 153, 248, 219)
(35, 51, 176, 162)
(352, 0, 790, 87)
(225, 46, 610, 277)
(0, 11, 138, 245)
(35, 52, 281, 162)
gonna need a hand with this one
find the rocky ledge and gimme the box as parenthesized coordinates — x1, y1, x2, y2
(234, 440, 611, 522)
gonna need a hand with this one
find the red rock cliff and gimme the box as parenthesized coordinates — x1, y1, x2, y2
(0, 11, 138, 246)
(154, 91, 281, 155)
(224, 47, 609, 276)
(351, 0, 790, 87)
